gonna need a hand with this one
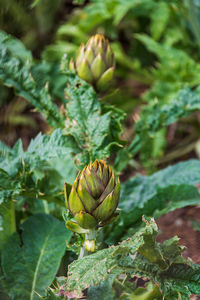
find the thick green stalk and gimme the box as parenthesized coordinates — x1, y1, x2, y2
(79, 229, 97, 259)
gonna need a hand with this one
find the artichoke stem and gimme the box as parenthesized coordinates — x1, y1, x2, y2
(79, 245, 89, 258)
(85, 229, 97, 241)
(85, 229, 97, 253)
(79, 229, 97, 258)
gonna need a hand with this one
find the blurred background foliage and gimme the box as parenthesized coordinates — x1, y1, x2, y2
(2, 0, 200, 169)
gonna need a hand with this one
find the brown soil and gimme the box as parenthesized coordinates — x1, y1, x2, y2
(157, 206, 200, 264)
(157, 207, 200, 299)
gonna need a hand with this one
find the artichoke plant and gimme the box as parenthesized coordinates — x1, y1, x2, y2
(69, 34, 115, 91)
(65, 160, 120, 232)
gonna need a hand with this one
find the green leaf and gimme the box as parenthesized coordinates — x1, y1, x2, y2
(133, 87, 200, 163)
(1, 214, 72, 300)
(31, 62, 67, 103)
(136, 34, 200, 103)
(87, 275, 116, 300)
(0, 129, 77, 211)
(61, 218, 200, 299)
(0, 31, 32, 62)
(119, 160, 200, 228)
(106, 160, 200, 243)
(129, 281, 162, 300)
(135, 87, 200, 137)
(150, 2, 170, 40)
(65, 219, 156, 297)
(0, 201, 16, 250)
(63, 72, 125, 168)
(41, 290, 64, 300)
(0, 32, 64, 128)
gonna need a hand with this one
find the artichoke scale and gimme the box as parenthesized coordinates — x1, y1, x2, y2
(91, 54, 106, 80)
(93, 180, 120, 222)
(77, 58, 93, 83)
(65, 220, 89, 234)
(96, 67, 114, 90)
(75, 211, 97, 229)
(77, 184, 97, 212)
(68, 186, 85, 215)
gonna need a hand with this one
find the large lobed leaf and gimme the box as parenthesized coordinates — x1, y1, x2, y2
(119, 159, 200, 230)
(60, 218, 200, 299)
(107, 159, 200, 244)
(1, 214, 71, 300)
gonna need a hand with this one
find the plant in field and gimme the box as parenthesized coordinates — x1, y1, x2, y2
(1, 10, 200, 299)
(69, 34, 115, 90)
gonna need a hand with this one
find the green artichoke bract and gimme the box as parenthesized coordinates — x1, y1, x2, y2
(70, 34, 115, 90)
(65, 160, 120, 230)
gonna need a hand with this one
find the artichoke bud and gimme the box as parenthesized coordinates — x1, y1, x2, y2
(72, 34, 115, 91)
(66, 160, 120, 230)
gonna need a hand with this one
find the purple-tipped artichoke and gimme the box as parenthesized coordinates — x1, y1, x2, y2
(69, 34, 115, 91)
(65, 160, 120, 230)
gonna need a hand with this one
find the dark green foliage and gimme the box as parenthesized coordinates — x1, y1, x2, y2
(123, 159, 200, 214)
(0, 31, 125, 168)
(31, 62, 68, 103)
(63, 71, 125, 168)
(137, 34, 200, 102)
(135, 87, 200, 136)
(127, 87, 200, 165)
(0, 31, 32, 61)
(0, 129, 77, 206)
(0, 45, 64, 128)
(1, 214, 71, 300)
(61, 218, 200, 299)
(106, 160, 200, 242)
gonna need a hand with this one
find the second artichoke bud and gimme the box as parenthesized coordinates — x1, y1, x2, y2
(70, 34, 115, 91)
(65, 160, 120, 230)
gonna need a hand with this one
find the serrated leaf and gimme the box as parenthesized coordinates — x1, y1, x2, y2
(65, 220, 156, 296)
(136, 34, 200, 103)
(0, 32, 64, 128)
(132, 87, 200, 164)
(135, 87, 200, 138)
(0, 31, 32, 62)
(87, 275, 116, 300)
(63, 72, 125, 168)
(31, 62, 67, 103)
(120, 255, 200, 299)
(62, 218, 200, 299)
(0, 129, 77, 211)
(118, 160, 200, 233)
(1, 214, 72, 300)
